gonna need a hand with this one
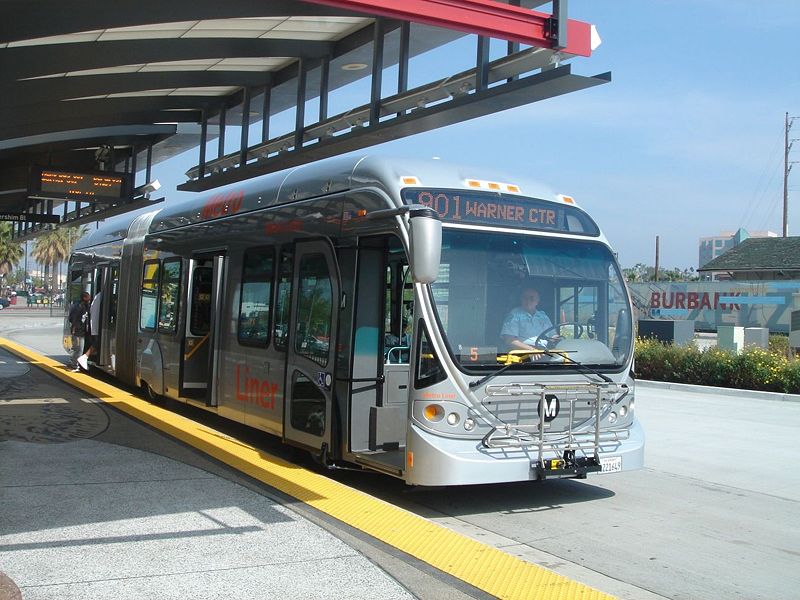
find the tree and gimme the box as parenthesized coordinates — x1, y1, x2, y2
(622, 263, 699, 283)
(0, 222, 24, 276)
(30, 226, 84, 292)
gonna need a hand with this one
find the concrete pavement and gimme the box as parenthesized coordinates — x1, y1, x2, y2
(0, 345, 421, 600)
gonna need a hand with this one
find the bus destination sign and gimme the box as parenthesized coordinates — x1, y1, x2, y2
(29, 167, 129, 202)
(401, 188, 599, 235)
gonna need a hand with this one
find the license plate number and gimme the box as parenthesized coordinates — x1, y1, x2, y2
(600, 456, 622, 473)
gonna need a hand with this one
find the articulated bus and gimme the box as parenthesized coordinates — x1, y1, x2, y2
(64, 155, 644, 486)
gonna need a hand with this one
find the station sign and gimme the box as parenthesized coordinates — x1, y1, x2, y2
(0, 212, 60, 223)
(29, 166, 130, 202)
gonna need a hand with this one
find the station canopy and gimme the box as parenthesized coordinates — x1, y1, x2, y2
(0, 0, 608, 240)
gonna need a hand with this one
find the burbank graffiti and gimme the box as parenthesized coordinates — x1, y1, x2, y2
(628, 282, 799, 334)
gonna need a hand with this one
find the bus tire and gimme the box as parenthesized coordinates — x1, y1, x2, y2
(141, 381, 163, 405)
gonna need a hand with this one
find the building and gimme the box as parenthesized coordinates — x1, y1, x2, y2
(698, 228, 777, 269)
(698, 236, 800, 281)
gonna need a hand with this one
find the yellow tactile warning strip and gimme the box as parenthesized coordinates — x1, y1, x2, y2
(0, 337, 615, 600)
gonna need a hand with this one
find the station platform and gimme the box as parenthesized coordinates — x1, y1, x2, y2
(0, 311, 613, 600)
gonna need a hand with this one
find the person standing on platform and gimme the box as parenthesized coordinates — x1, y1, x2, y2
(77, 290, 102, 371)
(67, 292, 90, 372)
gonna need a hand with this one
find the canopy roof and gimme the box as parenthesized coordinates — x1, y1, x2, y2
(0, 0, 605, 239)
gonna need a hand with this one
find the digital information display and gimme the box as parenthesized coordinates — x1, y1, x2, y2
(29, 167, 129, 202)
(401, 188, 599, 235)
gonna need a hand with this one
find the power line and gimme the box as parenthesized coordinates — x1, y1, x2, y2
(741, 123, 784, 229)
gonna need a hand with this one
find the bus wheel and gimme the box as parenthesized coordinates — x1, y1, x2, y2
(141, 382, 163, 405)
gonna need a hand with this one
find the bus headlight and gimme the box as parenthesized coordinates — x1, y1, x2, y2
(463, 418, 476, 431)
(608, 411, 618, 424)
(446, 412, 460, 426)
(619, 405, 628, 417)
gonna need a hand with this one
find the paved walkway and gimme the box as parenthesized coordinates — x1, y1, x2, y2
(0, 348, 417, 600)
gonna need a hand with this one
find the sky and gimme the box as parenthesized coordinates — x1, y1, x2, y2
(147, 0, 800, 270)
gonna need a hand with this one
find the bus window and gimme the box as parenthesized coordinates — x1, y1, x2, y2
(384, 260, 412, 364)
(109, 266, 119, 327)
(68, 270, 85, 304)
(558, 285, 597, 341)
(190, 265, 213, 335)
(238, 248, 274, 346)
(294, 253, 332, 367)
(290, 372, 326, 435)
(158, 259, 181, 334)
(274, 249, 293, 351)
(139, 260, 160, 331)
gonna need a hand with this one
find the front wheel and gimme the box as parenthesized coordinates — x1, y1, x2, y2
(141, 381, 164, 405)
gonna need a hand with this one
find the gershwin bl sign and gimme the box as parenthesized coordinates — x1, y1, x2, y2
(0, 212, 60, 223)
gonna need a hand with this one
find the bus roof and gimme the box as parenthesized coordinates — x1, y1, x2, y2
(73, 154, 592, 250)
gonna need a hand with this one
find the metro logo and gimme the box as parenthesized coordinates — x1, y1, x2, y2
(538, 394, 560, 422)
(201, 191, 244, 220)
(235, 365, 278, 410)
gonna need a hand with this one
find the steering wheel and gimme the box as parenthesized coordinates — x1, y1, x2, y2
(532, 321, 584, 349)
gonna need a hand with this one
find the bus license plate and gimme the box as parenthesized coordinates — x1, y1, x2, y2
(600, 456, 622, 473)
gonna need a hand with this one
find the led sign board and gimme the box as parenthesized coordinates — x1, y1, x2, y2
(401, 188, 599, 235)
(29, 167, 129, 202)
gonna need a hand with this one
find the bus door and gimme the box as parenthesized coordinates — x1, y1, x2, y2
(283, 240, 339, 452)
(349, 235, 410, 468)
(99, 264, 119, 370)
(181, 253, 226, 406)
(89, 264, 113, 368)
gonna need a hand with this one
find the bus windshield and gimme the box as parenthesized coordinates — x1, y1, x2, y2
(430, 229, 632, 370)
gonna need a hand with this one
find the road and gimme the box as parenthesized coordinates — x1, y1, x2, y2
(3, 311, 799, 600)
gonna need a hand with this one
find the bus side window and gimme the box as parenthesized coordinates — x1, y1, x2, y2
(238, 247, 274, 346)
(140, 260, 160, 331)
(190, 266, 213, 335)
(158, 259, 181, 334)
(294, 253, 332, 367)
(109, 266, 119, 327)
(274, 248, 293, 351)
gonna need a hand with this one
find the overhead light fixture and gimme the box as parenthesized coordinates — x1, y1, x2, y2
(341, 63, 368, 71)
(136, 179, 161, 198)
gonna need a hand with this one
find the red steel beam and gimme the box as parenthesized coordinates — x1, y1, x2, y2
(301, 0, 594, 56)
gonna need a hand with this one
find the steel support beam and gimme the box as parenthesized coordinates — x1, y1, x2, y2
(302, 0, 593, 56)
(179, 65, 609, 191)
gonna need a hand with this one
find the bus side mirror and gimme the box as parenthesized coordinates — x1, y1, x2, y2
(409, 209, 441, 284)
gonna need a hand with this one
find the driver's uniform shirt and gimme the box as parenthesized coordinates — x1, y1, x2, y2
(500, 308, 553, 345)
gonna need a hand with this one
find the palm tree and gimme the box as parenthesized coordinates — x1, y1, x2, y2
(31, 226, 84, 293)
(0, 222, 24, 277)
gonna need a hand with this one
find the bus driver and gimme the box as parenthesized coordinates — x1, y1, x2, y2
(501, 284, 556, 351)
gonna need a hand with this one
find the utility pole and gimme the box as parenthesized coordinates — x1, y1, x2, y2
(654, 235, 660, 282)
(784, 112, 798, 237)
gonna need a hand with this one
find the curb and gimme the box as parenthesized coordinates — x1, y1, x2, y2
(636, 379, 800, 403)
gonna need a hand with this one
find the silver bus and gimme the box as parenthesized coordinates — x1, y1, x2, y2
(64, 155, 644, 486)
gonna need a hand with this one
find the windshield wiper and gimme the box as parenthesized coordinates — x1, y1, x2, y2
(468, 348, 611, 389)
(541, 349, 613, 383)
(468, 354, 534, 389)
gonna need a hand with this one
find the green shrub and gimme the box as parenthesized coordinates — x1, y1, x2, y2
(634, 337, 800, 394)
(768, 334, 792, 359)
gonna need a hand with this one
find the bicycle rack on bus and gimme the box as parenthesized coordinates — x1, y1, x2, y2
(478, 382, 629, 479)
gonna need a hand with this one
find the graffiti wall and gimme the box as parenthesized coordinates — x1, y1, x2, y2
(628, 281, 800, 333)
